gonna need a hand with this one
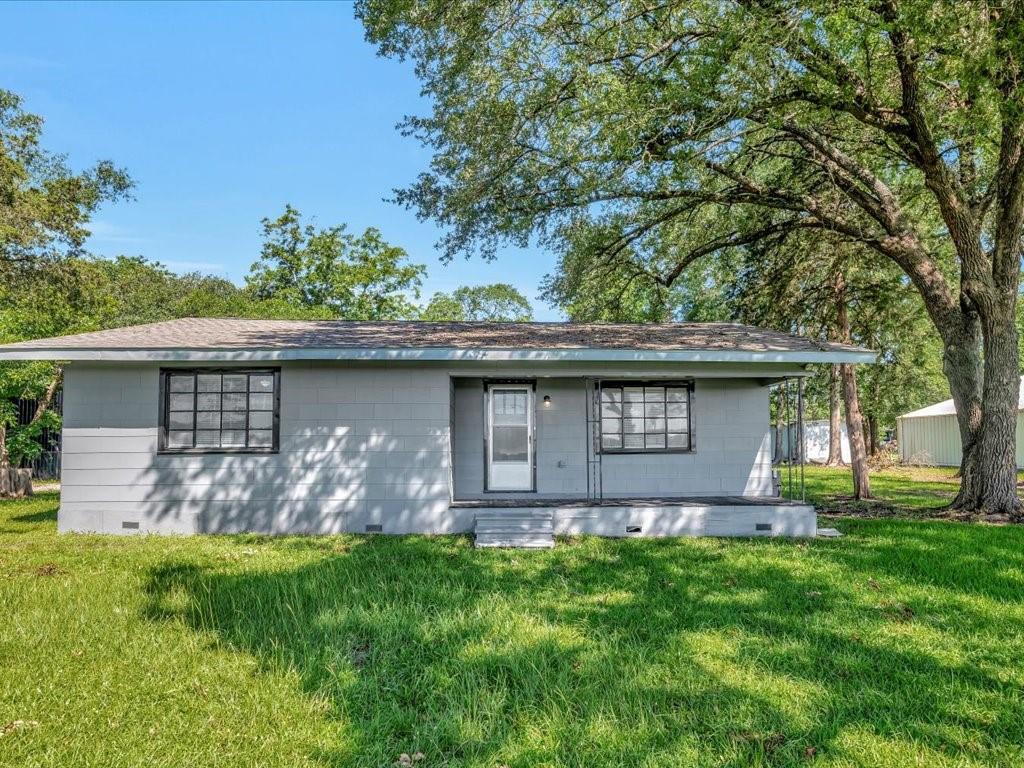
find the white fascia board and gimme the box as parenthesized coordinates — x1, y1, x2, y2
(450, 364, 813, 379)
(0, 346, 876, 364)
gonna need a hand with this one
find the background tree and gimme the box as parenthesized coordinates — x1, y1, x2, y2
(0, 253, 344, 495)
(543, 204, 949, 497)
(0, 90, 132, 265)
(706, 232, 880, 499)
(0, 90, 132, 495)
(420, 283, 532, 321)
(246, 205, 425, 319)
(89, 256, 336, 323)
(360, 0, 1024, 516)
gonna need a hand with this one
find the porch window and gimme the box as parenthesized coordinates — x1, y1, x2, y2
(159, 368, 280, 453)
(599, 382, 692, 453)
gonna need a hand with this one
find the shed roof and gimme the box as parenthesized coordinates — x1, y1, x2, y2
(0, 318, 876, 364)
(899, 376, 1024, 419)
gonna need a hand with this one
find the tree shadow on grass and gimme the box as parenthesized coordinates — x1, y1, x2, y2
(11, 508, 58, 523)
(812, 475, 1024, 520)
(812, 488, 956, 518)
(142, 527, 1024, 767)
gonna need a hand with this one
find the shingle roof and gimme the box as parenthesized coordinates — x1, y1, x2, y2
(0, 318, 874, 363)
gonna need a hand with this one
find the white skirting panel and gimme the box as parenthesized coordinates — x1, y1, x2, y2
(540, 503, 815, 538)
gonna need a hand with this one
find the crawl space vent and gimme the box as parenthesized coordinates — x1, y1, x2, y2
(365, 524, 383, 533)
(121, 521, 140, 530)
(625, 525, 642, 534)
(755, 523, 772, 532)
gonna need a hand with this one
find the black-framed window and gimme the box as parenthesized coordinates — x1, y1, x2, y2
(159, 368, 280, 453)
(599, 381, 692, 453)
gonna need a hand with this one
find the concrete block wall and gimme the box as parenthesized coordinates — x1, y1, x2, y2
(59, 362, 462, 534)
(452, 377, 773, 499)
(451, 379, 486, 496)
(600, 379, 774, 496)
(452, 378, 590, 499)
(59, 365, 775, 535)
(536, 379, 591, 495)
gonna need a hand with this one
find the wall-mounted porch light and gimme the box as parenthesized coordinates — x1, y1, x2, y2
(543, 395, 552, 407)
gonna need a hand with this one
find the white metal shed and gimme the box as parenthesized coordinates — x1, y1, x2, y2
(897, 377, 1024, 468)
(772, 419, 851, 464)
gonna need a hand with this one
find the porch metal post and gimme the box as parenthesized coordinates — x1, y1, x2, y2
(583, 377, 603, 502)
(596, 379, 603, 501)
(797, 376, 806, 502)
(785, 377, 793, 500)
(584, 377, 591, 501)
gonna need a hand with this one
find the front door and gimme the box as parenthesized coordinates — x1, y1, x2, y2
(486, 384, 534, 491)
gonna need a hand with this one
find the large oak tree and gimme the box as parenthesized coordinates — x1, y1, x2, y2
(360, 0, 1024, 515)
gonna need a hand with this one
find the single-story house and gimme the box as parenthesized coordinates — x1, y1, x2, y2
(773, 419, 851, 464)
(0, 319, 873, 545)
(898, 377, 1024, 468)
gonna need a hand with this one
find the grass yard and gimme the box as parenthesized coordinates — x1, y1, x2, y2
(2, 488, 1024, 767)
(803, 464, 1024, 518)
(804, 464, 963, 516)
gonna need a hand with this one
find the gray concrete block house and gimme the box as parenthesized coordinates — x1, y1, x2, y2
(0, 319, 873, 546)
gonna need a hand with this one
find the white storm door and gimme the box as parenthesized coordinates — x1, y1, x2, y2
(486, 385, 534, 491)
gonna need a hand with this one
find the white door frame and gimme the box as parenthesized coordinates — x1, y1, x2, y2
(484, 382, 535, 492)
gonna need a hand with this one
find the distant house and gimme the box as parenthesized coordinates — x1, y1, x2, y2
(0, 319, 873, 545)
(897, 377, 1024, 468)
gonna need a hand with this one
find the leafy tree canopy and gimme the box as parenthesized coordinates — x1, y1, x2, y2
(0, 90, 132, 265)
(0, 90, 132, 472)
(0, 255, 334, 465)
(360, 0, 1024, 512)
(420, 283, 532, 321)
(246, 205, 425, 320)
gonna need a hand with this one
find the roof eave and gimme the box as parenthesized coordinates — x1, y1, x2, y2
(0, 346, 877, 364)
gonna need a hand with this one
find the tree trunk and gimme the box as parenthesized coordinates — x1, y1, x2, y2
(825, 364, 844, 466)
(840, 363, 872, 499)
(942, 297, 1020, 516)
(0, 423, 31, 498)
(0, 367, 62, 499)
(974, 307, 1021, 516)
(942, 314, 985, 507)
(866, 414, 879, 455)
(835, 270, 871, 499)
(29, 368, 62, 428)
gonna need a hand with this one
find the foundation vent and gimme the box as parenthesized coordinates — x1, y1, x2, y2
(755, 523, 772, 532)
(626, 525, 642, 534)
(365, 524, 383, 533)
(121, 521, 140, 530)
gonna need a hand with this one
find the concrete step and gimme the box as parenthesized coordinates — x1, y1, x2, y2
(477, 528, 557, 540)
(474, 533, 555, 549)
(474, 520, 555, 534)
(473, 509, 555, 549)
(473, 510, 555, 521)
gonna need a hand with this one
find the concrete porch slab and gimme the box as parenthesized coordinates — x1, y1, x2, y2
(459, 498, 816, 539)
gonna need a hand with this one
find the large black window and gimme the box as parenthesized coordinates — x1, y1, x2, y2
(599, 381, 692, 453)
(159, 368, 280, 453)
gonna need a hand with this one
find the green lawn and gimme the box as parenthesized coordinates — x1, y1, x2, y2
(803, 464, 1024, 518)
(805, 465, 964, 516)
(2, 490, 1024, 767)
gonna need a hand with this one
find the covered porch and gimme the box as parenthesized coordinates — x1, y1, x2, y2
(448, 372, 813, 546)
(458, 495, 816, 548)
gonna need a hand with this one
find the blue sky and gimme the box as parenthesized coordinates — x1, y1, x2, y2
(2, 1, 561, 318)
